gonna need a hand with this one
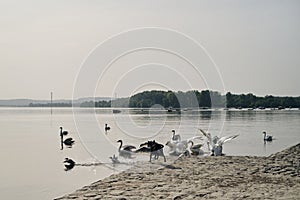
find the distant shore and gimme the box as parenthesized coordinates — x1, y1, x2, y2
(1, 90, 300, 109)
(55, 143, 300, 200)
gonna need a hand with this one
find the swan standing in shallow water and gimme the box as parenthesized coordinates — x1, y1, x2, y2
(171, 130, 181, 143)
(199, 129, 238, 156)
(117, 140, 136, 159)
(263, 131, 273, 141)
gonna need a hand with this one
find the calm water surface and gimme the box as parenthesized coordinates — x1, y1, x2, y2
(0, 107, 299, 199)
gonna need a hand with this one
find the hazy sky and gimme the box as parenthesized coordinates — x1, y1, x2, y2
(0, 0, 299, 99)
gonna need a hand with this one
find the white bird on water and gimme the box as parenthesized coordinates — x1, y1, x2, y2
(263, 131, 273, 141)
(199, 129, 239, 156)
(117, 140, 136, 159)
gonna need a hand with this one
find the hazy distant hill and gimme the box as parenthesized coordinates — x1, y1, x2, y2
(0, 97, 113, 107)
(74, 97, 112, 104)
(0, 99, 49, 106)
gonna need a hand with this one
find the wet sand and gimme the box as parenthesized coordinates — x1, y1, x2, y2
(56, 143, 300, 199)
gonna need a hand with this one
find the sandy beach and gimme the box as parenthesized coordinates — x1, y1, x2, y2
(56, 143, 300, 200)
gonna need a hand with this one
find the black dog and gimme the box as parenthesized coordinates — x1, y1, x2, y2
(139, 140, 166, 162)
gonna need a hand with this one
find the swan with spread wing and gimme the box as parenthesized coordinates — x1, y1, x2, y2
(166, 134, 203, 156)
(199, 129, 239, 156)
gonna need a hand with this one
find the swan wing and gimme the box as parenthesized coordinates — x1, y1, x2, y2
(123, 145, 136, 151)
(218, 134, 239, 145)
(135, 146, 151, 153)
(191, 143, 203, 149)
(199, 129, 208, 137)
(187, 136, 203, 142)
(157, 143, 164, 150)
(198, 129, 211, 143)
(64, 138, 74, 143)
(166, 141, 177, 151)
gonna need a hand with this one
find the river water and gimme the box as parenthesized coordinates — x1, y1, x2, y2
(0, 107, 299, 199)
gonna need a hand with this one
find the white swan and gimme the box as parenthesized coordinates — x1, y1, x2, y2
(188, 141, 204, 156)
(166, 136, 202, 156)
(263, 131, 273, 141)
(171, 130, 181, 143)
(199, 129, 238, 156)
(117, 140, 136, 159)
(166, 141, 183, 156)
(176, 140, 204, 159)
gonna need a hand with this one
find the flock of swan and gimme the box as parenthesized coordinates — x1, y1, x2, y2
(60, 124, 274, 170)
(114, 128, 274, 161)
(113, 128, 240, 162)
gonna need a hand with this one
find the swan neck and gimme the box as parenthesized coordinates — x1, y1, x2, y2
(118, 141, 122, 151)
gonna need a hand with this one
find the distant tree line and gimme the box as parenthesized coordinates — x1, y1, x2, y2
(226, 92, 300, 108)
(80, 99, 130, 107)
(128, 90, 300, 109)
(28, 103, 72, 107)
(128, 90, 225, 108)
(28, 91, 300, 109)
(80, 100, 111, 107)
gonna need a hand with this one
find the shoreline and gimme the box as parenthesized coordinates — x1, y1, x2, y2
(56, 143, 300, 199)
